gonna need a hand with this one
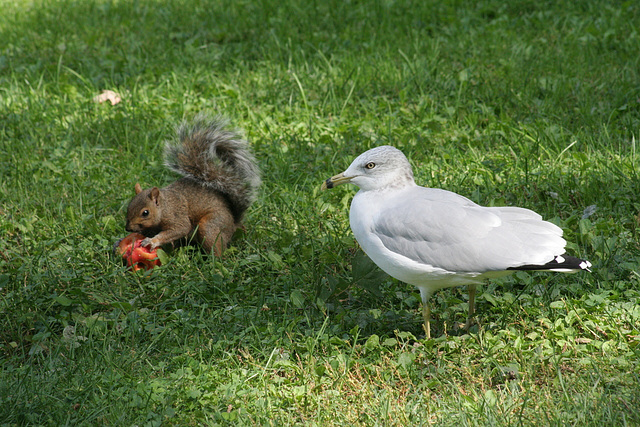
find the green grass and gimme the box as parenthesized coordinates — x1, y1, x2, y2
(1, 0, 639, 424)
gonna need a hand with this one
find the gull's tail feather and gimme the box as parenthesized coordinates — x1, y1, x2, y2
(507, 255, 592, 273)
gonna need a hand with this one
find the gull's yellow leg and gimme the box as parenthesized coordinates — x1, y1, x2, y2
(422, 302, 431, 339)
(464, 284, 477, 330)
(419, 288, 433, 339)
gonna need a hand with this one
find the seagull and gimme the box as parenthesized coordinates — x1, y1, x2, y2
(321, 145, 591, 338)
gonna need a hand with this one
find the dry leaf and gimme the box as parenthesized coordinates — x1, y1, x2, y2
(93, 90, 122, 105)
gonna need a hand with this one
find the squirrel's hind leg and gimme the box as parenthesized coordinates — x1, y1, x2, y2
(197, 212, 236, 256)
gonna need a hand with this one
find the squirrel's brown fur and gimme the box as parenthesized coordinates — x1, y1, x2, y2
(125, 116, 260, 255)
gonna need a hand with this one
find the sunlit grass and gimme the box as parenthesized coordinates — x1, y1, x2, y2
(1, 0, 639, 424)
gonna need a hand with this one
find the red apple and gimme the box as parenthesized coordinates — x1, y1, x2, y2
(116, 233, 162, 271)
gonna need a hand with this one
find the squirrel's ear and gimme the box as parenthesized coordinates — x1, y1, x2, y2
(134, 183, 142, 194)
(150, 187, 160, 204)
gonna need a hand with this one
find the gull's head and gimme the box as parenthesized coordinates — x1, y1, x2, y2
(321, 145, 415, 192)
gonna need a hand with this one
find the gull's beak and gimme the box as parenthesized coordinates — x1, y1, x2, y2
(321, 173, 352, 190)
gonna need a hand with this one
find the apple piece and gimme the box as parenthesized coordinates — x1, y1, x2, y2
(116, 233, 161, 271)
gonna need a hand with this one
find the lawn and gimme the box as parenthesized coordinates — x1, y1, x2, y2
(1, 0, 639, 425)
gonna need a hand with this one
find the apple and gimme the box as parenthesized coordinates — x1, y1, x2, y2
(116, 233, 162, 271)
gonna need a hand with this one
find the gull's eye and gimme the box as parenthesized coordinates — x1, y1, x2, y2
(365, 162, 376, 169)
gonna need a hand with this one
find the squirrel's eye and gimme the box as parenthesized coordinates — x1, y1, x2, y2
(365, 162, 376, 169)
(142, 210, 149, 217)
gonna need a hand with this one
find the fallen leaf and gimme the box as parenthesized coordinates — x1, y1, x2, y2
(93, 90, 122, 105)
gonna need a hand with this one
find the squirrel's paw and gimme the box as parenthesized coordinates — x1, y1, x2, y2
(141, 237, 158, 249)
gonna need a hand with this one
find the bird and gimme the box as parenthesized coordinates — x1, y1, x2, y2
(321, 145, 591, 338)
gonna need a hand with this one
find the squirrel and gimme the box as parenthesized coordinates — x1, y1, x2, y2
(125, 115, 261, 256)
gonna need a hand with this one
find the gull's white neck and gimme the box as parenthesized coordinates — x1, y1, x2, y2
(349, 183, 417, 232)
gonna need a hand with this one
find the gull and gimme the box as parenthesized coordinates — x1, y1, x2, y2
(322, 146, 591, 338)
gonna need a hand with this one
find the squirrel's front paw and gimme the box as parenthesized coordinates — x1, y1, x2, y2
(141, 237, 158, 249)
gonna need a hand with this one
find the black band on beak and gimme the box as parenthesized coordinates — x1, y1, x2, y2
(324, 178, 334, 189)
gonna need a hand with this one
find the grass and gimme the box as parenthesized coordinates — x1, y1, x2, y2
(1, 0, 639, 424)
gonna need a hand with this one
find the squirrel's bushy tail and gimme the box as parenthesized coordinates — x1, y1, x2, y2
(164, 115, 261, 221)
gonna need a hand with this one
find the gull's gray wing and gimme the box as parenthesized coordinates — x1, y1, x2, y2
(372, 187, 566, 273)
